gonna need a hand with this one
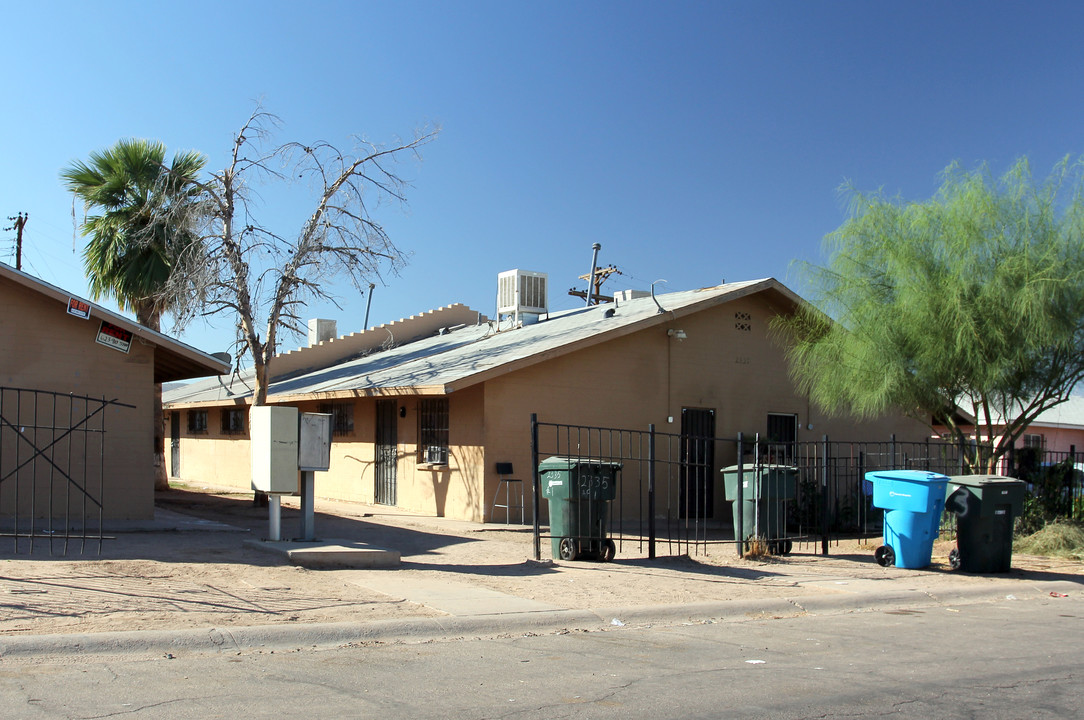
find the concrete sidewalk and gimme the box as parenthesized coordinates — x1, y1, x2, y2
(1, 574, 1078, 661)
(1, 488, 1081, 660)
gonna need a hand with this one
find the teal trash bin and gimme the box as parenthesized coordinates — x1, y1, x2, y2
(539, 456, 621, 562)
(867, 470, 950, 569)
(721, 464, 798, 555)
(945, 475, 1027, 573)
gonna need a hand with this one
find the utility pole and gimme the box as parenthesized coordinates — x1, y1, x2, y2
(6, 213, 27, 270)
(568, 242, 622, 304)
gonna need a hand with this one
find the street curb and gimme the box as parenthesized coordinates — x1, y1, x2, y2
(2, 578, 1077, 661)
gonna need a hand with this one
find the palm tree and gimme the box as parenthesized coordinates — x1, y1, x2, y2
(62, 139, 207, 491)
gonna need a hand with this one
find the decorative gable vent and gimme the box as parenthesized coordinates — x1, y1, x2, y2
(498, 269, 548, 324)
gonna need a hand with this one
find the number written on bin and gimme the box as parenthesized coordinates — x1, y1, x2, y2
(579, 473, 609, 497)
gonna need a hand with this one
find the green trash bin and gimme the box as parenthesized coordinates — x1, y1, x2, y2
(945, 475, 1027, 573)
(539, 456, 621, 562)
(721, 464, 798, 554)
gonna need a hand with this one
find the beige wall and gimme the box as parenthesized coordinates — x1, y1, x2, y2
(481, 294, 930, 521)
(168, 386, 490, 521)
(1, 276, 155, 520)
(168, 409, 253, 491)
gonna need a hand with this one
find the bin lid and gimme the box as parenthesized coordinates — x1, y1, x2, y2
(946, 474, 1024, 487)
(538, 456, 623, 471)
(721, 464, 797, 473)
(865, 469, 949, 484)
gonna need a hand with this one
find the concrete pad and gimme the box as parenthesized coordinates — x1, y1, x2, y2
(243, 538, 400, 568)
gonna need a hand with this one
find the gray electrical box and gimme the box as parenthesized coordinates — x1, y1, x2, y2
(299, 412, 333, 472)
(250, 406, 300, 494)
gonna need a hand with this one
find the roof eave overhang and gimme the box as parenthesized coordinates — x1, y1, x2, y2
(272, 385, 451, 404)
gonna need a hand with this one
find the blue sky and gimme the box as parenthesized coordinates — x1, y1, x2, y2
(4, 1, 1084, 363)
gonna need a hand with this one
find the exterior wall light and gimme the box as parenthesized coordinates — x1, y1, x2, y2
(667, 329, 687, 341)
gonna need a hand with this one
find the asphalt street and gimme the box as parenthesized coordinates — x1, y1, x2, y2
(0, 592, 1079, 719)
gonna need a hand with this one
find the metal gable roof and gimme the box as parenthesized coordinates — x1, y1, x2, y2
(1025, 394, 1084, 430)
(164, 278, 797, 406)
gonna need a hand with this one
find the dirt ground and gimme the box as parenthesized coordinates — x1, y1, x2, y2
(2, 486, 1082, 637)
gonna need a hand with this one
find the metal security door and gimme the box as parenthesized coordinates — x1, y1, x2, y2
(680, 407, 715, 519)
(375, 399, 397, 505)
(170, 411, 181, 477)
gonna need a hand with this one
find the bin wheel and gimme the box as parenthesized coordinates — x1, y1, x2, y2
(768, 540, 794, 555)
(949, 548, 961, 570)
(558, 537, 578, 562)
(875, 545, 895, 567)
(599, 539, 616, 563)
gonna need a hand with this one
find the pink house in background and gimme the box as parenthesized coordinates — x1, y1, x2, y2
(1008, 394, 1084, 460)
(934, 394, 1084, 472)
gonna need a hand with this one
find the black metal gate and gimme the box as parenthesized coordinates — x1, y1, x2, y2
(0, 386, 131, 555)
(529, 415, 980, 561)
(374, 399, 397, 505)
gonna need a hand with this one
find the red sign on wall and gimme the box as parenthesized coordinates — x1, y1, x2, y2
(67, 297, 91, 319)
(96, 321, 133, 353)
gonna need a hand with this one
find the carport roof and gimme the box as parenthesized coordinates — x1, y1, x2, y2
(164, 277, 801, 407)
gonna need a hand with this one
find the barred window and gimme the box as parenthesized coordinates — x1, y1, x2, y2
(418, 398, 449, 465)
(187, 410, 208, 434)
(1023, 434, 1045, 450)
(221, 408, 246, 435)
(318, 402, 355, 436)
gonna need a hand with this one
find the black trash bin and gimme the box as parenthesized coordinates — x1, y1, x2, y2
(945, 475, 1027, 573)
(539, 456, 622, 562)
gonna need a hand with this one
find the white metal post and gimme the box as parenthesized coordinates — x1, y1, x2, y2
(268, 495, 282, 541)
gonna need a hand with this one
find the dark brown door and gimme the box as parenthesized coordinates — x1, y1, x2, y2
(170, 411, 181, 477)
(680, 407, 715, 519)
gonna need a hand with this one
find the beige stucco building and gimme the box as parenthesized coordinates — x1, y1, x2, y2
(163, 276, 932, 523)
(0, 262, 229, 521)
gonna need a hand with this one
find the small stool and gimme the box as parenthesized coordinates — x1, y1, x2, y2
(491, 462, 525, 524)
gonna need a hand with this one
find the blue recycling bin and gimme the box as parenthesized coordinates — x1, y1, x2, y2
(866, 470, 950, 569)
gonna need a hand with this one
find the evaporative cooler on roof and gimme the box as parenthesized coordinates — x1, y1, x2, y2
(498, 269, 548, 324)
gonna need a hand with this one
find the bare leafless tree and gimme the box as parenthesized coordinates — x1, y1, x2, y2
(164, 108, 438, 405)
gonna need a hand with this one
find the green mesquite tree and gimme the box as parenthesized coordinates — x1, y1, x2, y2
(776, 157, 1084, 473)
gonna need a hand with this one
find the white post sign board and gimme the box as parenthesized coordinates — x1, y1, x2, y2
(299, 412, 333, 472)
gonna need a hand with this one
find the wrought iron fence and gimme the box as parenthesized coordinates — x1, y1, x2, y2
(0, 386, 130, 555)
(529, 415, 1079, 562)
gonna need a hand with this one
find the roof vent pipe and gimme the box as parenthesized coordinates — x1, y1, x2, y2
(651, 280, 667, 314)
(363, 283, 376, 330)
(586, 242, 601, 306)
